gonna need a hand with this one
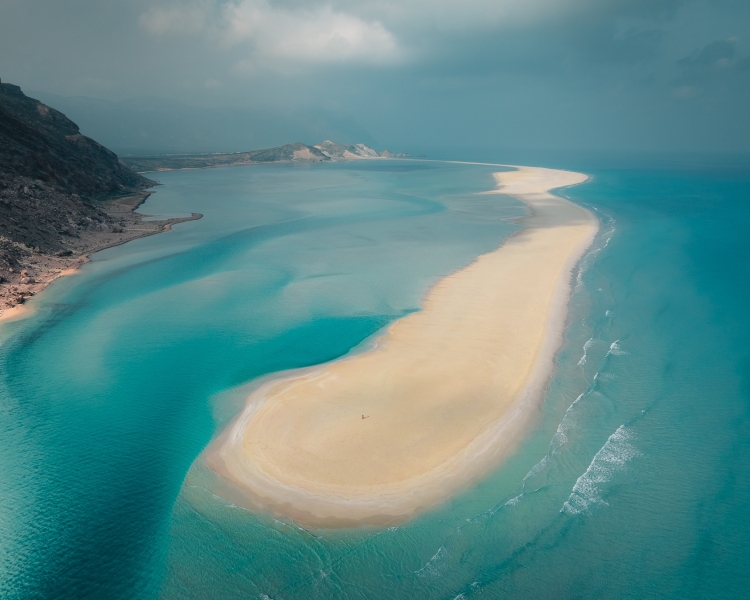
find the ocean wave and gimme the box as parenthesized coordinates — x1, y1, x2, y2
(452, 582, 481, 600)
(415, 546, 448, 577)
(578, 338, 595, 366)
(561, 425, 639, 515)
(507, 390, 588, 506)
(574, 263, 586, 292)
(607, 340, 627, 356)
(522, 455, 549, 485)
(574, 223, 615, 293)
(505, 494, 523, 507)
(550, 392, 585, 453)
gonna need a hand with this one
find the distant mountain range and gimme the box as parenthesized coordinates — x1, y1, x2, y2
(28, 91, 380, 157)
(315, 140, 410, 160)
(120, 140, 410, 173)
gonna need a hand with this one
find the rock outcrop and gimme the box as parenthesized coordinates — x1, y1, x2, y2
(0, 80, 193, 316)
(0, 81, 152, 199)
(120, 141, 410, 173)
(314, 140, 380, 160)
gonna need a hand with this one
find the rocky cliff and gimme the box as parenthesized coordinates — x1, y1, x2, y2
(0, 81, 195, 316)
(0, 81, 151, 199)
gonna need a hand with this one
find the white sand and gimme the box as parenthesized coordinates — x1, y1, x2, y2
(206, 165, 597, 526)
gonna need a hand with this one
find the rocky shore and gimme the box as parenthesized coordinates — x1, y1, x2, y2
(0, 79, 200, 321)
(0, 185, 201, 319)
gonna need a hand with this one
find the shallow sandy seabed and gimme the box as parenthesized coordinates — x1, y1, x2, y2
(206, 165, 598, 527)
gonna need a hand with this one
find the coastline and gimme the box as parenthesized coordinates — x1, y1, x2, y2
(205, 165, 599, 527)
(0, 303, 28, 326)
(0, 191, 202, 324)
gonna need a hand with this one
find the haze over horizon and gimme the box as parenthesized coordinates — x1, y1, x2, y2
(2, 0, 750, 155)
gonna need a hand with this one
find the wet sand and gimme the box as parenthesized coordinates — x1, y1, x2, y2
(207, 165, 597, 527)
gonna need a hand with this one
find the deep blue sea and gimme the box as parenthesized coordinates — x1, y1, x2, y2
(1, 159, 749, 599)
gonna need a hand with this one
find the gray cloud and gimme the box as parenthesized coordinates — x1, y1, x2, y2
(678, 39, 738, 69)
(673, 38, 750, 99)
(1, 0, 749, 153)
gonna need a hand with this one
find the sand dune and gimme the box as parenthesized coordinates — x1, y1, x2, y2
(206, 165, 597, 526)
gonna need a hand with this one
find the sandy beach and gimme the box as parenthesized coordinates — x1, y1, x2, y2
(206, 165, 598, 527)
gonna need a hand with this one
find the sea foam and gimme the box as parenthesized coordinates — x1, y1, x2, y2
(562, 425, 639, 515)
(578, 338, 595, 366)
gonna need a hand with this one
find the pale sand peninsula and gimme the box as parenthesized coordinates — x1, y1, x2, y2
(206, 166, 597, 526)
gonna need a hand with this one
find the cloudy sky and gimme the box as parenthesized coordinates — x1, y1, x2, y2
(2, 0, 749, 154)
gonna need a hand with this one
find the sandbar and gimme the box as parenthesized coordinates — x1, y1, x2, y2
(206, 165, 597, 526)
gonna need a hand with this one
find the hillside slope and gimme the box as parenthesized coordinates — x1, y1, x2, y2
(0, 82, 149, 198)
(119, 140, 412, 173)
(0, 81, 198, 316)
(120, 142, 331, 173)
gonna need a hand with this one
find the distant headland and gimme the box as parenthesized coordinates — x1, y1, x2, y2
(0, 78, 412, 321)
(119, 140, 411, 173)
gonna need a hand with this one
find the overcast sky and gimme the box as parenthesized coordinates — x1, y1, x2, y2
(2, 0, 749, 153)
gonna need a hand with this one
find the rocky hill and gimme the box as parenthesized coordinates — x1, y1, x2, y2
(314, 140, 380, 159)
(0, 81, 150, 199)
(0, 80, 198, 317)
(120, 142, 331, 173)
(123, 142, 331, 173)
(119, 140, 410, 173)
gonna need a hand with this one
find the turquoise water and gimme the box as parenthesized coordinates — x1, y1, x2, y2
(1, 161, 749, 598)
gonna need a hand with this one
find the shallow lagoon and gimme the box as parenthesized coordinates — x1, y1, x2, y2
(1, 161, 749, 599)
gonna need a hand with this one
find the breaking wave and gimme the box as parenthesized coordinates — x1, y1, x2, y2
(578, 338, 595, 366)
(415, 546, 448, 577)
(562, 425, 639, 515)
(573, 214, 616, 293)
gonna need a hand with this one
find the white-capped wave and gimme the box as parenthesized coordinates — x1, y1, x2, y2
(608, 340, 627, 356)
(578, 338, 595, 366)
(505, 494, 523, 507)
(601, 226, 615, 249)
(522, 455, 549, 485)
(574, 223, 615, 292)
(415, 546, 447, 577)
(562, 425, 639, 515)
(507, 391, 588, 504)
(452, 583, 481, 600)
(550, 392, 585, 452)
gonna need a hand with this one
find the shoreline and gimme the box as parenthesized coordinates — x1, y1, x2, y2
(129, 155, 392, 175)
(0, 191, 202, 324)
(205, 165, 599, 527)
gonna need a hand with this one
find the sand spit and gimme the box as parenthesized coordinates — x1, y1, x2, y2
(206, 166, 597, 527)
